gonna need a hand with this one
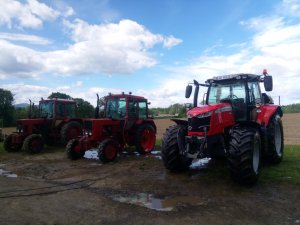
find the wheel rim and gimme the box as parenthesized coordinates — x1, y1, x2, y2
(140, 128, 155, 153)
(104, 143, 117, 160)
(274, 121, 282, 156)
(252, 134, 260, 174)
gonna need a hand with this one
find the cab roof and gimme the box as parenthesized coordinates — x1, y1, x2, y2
(206, 73, 261, 84)
(106, 93, 147, 101)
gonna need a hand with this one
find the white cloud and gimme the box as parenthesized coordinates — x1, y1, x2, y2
(0, 32, 51, 45)
(0, 0, 60, 29)
(0, 19, 182, 78)
(163, 35, 183, 49)
(0, 39, 44, 78)
(279, 0, 300, 17)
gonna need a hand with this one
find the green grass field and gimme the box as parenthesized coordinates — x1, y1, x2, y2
(1, 141, 299, 185)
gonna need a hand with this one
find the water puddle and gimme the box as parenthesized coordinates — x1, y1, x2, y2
(84, 149, 161, 160)
(0, 168, 18, 178)
(190, 158, 211, 170)
(112, 192, 206, 211)
(149, 150, 161, 159)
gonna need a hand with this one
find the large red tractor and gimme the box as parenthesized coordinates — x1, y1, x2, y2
(66, 93, 156, 162)
(4, 98, 83, 154)
(162, 71, 284, 184)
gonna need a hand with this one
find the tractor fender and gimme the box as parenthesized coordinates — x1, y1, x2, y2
(256, 105, 283, 127)
(171, 119, 188, 127)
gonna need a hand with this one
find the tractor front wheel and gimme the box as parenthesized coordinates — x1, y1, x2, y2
(98, 139, 118, 163)
(135, 124, 156, 154)
(266, 114, 284, 164)
(66, 139, 84, 160)
(22, 134, 44, 154)
(228, 128, 261, 185)
(61, 121, 82, 145)
(161, 125, 192, 172)
(4, 134, 22, 152)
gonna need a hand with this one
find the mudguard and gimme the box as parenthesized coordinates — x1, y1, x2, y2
(256, 105, 283, 127)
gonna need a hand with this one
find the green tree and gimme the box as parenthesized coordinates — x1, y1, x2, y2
(48, 92, 72, 99)
(14, 107, 28, 120)
(74, 98, 95, 118)
(0, 88, 15, 127)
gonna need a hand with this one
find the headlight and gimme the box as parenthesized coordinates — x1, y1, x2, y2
(84, 130, 92, 136)
(197, 111, 213, 118)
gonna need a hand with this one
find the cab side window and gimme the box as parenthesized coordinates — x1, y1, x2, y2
(128, 100, 137, 118)
(138, 101, 147, 119)
(248, 82, 261, 105)
(56, 103, 64, 118)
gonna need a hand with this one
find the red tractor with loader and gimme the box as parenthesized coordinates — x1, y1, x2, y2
(162, 70, 284, 184)
(4, 98, 83, 154)
(66, 92, 156, 162)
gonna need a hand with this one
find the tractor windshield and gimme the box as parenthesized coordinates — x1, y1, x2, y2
(39, 101, 54, 118)
(208, 81, 246, 104)
(208, 81, 247, 120)
(106, 98, 126, 119)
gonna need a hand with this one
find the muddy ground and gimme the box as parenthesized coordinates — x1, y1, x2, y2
(0, 115, 300, 225)
(1, 149, 300, 225)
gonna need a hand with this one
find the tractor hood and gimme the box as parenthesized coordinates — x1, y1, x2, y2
(187, 103, 232, 118)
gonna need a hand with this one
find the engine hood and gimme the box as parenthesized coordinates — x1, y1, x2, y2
(187, 103, 231, 117)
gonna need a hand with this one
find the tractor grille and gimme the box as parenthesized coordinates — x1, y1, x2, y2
(188, 116, 211, 132)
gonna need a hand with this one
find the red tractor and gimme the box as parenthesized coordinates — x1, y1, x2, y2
(4, 98, 83, 154)
(162, 71, 284, 184)
(66, 93, 156, 162)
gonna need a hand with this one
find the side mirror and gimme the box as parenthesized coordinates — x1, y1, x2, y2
(185, 85, 192, 98)
(264, 76, 273, 92)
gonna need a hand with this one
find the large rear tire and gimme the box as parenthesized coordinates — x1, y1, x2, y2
(66, 139, 84, 160)
(266, 114, 284, 164)
(135, 124, 156, 154)
(4, 134, 22, 152)
(22, 134, 44, 154)
(60, 121, 82, 145)
(161, 125, 192, 172)
(98, 139, 118, 163)
(228, 128, 261, 185)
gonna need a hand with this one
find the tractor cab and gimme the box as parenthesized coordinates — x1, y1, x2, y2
(205, 73, 273, 122)
(38, 99, 77, 119)
(186, 72, 273, 123)
(104, 94, 149, 120)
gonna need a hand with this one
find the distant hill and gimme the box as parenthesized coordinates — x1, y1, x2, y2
(14, 103, 29, 108)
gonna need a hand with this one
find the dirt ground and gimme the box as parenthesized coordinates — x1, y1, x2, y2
(0, 113, 300, 225)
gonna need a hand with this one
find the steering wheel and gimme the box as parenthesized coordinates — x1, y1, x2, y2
(228, 94, 238, 99)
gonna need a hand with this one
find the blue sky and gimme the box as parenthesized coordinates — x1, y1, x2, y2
(1, 0, 300, 107)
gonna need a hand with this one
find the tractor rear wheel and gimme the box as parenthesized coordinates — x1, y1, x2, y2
(98, 139, 118, 163)
(135, 124, 156, 154)
(266, 114, 284, 164)
(22, 134, 44, 154)
(4, 134, 22, 152)
(60, 121, 82, 145)
(161, 125, 192, 172)
(228, 128, 261, 185)
(66, 139, 84, 160)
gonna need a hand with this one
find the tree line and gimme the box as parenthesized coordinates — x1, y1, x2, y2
(1, 87, 299, 127)
(0, 88, 94, 127)
(150, 103, 187, 118)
